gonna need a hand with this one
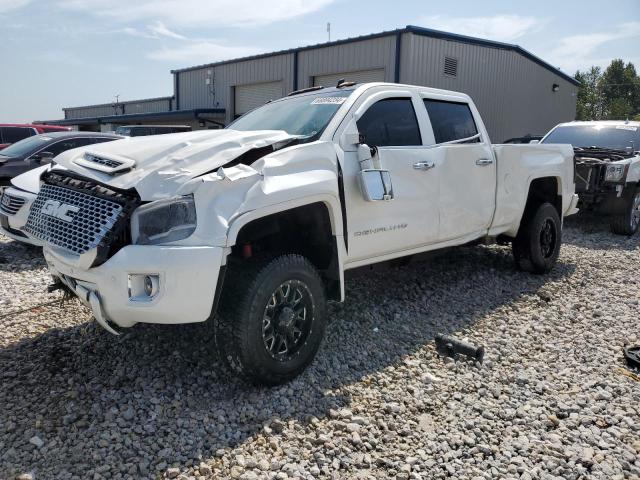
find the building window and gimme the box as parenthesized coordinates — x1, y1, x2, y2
(443, 56, 458, 77)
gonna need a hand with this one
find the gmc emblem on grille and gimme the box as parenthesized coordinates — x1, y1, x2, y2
(40, 199, 80, 223)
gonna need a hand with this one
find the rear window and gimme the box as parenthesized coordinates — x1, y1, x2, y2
(1, 126, 34, 143)
(423, 99, 479, 144)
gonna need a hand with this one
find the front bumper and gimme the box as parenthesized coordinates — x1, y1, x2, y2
(44, 244, 225, 331)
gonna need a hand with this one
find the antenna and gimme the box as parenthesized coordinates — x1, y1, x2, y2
(327, 22, 331, 42)
(112, 94, 121, 115)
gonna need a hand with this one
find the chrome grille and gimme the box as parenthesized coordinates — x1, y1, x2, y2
(0, 192, 26, 215)
(24, 184, 123, 255)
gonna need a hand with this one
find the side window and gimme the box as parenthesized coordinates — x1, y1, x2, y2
(90, 137, 115, 145)
(357, 98, 422, 147)
(423, 99, 479, 144)
(44, 139, 81, 156)
(2, 127, 34, 143)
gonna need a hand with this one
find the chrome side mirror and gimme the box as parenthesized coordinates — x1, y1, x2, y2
(359, 169, 393, 201)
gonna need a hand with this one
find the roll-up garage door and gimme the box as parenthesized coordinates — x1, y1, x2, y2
(313, 68, 385, 87)
(235, 81, 284, 116)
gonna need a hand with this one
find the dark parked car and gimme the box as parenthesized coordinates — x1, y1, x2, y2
(0, 131, 122, 186)
(114, 125, 192, 137)
(0, 124, 71, 150)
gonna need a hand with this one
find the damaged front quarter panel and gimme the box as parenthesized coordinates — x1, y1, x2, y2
(177, 140, 344, 248)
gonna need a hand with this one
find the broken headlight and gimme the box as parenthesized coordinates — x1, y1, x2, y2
(131, 195, 197, 245)
(604, 163, 628, 183)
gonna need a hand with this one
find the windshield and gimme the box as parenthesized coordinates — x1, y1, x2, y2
(0, 135, 51, 157)
(542, 124, 640, 152)
(228, 89, 353, 139)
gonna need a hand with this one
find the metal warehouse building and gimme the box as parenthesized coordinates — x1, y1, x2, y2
(43, 25, 579, 142)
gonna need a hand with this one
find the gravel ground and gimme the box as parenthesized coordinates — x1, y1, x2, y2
(0, 212, 638, 480)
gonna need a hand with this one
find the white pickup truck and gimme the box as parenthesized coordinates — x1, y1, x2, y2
(18, 82, 578, 385)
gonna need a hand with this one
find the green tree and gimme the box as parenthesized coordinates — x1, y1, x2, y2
(599, 59, 640, 119)
(574, 59, 640, 120)
(575, 66, 603, 120)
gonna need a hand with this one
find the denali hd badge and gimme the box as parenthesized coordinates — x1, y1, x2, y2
(40, 199, 79, 222)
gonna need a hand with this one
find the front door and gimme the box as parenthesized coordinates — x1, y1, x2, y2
(341, 95, 439, 264)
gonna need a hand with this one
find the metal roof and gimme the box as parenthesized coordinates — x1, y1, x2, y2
(170, 25, 579, 86)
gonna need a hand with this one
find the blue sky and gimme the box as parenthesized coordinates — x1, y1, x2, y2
(1, 0, 638, 122)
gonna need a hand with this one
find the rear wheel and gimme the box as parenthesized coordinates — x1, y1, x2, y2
(214, 254, 327, 386)
(512, 202, 561, 274)
(610, 187, 640, 236)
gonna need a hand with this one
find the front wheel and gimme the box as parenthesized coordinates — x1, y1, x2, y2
(610, 187, 640, 236)
(214, 254, 327, 386)
(512, 202, 562, 274)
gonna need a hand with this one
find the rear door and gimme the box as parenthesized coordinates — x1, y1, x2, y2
(421, 97, 496, 242)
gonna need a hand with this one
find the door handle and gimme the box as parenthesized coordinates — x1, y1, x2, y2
(476, 158, 494, 166)
(413, 161, 435, 171)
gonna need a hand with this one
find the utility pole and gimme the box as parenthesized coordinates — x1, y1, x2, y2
(327, 22, 331, 42)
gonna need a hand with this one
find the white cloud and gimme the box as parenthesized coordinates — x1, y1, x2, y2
(0, 0, 30, 13)
(547, 21, 640, 72)
(419, 14, 543, 42)
(57, 0, 335, 28)
(148, 21, 185, 40)
(119, 21, 186, 40)
(147, 41, 261, 63)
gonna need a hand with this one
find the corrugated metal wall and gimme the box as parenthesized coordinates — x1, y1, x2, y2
(400, 34, 577, 142)
(313, 68, 385, 87)
(124, 97, 172, 115)
(64, 97, 173, 119)
(65, 104, 117, 119)
(297, 36, 396, 89)
(176, 54, 294, 122)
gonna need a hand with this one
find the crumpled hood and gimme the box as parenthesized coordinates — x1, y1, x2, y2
(53, 129, 299, 200)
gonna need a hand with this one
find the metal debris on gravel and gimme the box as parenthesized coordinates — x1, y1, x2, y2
(0, 211, 638, 480)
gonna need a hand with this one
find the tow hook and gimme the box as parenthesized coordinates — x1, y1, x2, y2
(435, 333, 485, 363)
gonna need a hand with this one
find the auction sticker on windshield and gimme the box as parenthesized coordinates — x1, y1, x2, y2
(311, 97, 347, 105)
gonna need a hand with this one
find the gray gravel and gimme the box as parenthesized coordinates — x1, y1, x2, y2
(1, 212, 639, 480)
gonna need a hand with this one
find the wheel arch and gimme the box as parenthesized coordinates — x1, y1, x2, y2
(225, 196, 345, 301)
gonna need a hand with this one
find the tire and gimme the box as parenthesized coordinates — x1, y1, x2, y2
(214, 254, 327, 386)
(512, 202, 562, 274)
(610, 187, 640, 236)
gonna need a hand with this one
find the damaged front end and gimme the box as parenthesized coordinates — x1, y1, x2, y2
(573, 148, 633, 209)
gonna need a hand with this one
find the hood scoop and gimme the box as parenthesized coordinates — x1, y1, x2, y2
(73, 151, 136, 175)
